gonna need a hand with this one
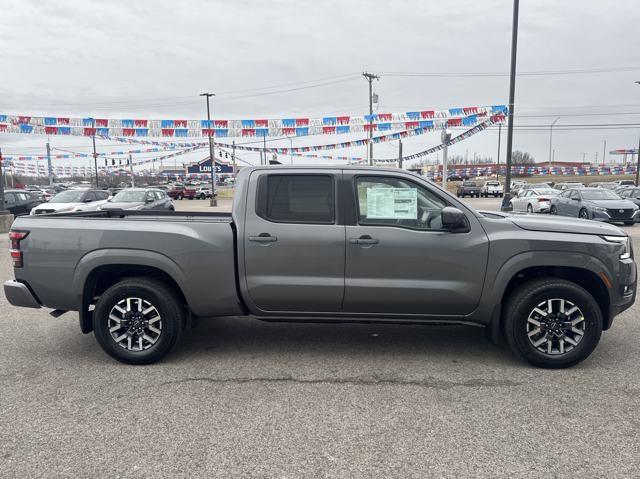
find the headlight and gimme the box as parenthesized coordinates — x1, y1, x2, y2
(592, 206, 607, 213)
(603, 235, 631, 259)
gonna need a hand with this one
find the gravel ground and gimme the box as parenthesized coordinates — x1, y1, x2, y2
(1, 198, 639, 478)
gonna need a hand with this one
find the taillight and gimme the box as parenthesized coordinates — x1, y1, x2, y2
(537, 197, 549, 202)
(8, 230, 29, 268)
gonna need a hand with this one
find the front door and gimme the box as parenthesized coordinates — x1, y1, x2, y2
(243, 171, 345, 313)
(343, 173, 489, 317)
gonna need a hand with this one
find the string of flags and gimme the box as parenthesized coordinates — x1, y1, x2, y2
(0, 106, 507, 138)
(1, 145, 190, 161)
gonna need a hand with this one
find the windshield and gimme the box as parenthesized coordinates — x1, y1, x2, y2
(49, 190, 85, 203)
(580, 189, 620, 200)
(112, 190, 147, 202)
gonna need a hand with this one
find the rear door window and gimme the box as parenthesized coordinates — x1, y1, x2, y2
(258, 174, 334, 224)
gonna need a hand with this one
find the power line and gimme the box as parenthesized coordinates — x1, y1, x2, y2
(380, 65, 640, 78)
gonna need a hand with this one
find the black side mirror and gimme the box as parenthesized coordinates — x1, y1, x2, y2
(146, 198, 154, 203)
(441, 206, 468, 231)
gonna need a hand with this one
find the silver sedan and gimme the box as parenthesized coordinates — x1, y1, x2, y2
(510, 188, 559, 213)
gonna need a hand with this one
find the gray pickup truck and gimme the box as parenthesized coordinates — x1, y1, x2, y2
(4, 166, 637, 368)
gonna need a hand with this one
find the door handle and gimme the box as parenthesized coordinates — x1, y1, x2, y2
(249, 233, 278, 243)
(349, 235, 379, 245)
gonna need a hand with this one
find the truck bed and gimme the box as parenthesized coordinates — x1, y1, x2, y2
(11, 210, 242, 318)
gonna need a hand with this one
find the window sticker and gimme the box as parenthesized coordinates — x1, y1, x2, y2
(366, 187, 417, 219)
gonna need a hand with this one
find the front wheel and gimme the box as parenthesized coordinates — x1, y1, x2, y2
(93, 278, 184, 364)
(502, 278, 602, 368)
(579, 208, 589, 220)
(178, 194, 183, 200)
(550, 205, 557, 215)
(527, 204, 533, 213)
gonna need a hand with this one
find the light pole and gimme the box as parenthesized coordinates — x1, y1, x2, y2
(287, 136, 293, 164)
(548, 117, 560, 172)
(502, 0, 519, 211)
(200, 92, 217, 206)
(496, 123, 502, 180)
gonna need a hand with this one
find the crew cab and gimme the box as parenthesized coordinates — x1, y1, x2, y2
(481, 181, 504, 198)
(4, 166, 637, 368)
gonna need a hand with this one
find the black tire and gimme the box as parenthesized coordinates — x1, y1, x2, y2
(550, 205, 557, 215)
(579, 208, 589, 220)
(499, 193, 503, 198)
(502, 278, 602, 368)
(526, 204, 533, 213)
(199, 194, 205, 200)
(93, 278, 184, 365)
(178, 194, 183, 200)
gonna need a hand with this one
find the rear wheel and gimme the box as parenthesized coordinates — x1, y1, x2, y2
(502, 278, 602, 368)
(527, 204, 533, 213)
(93, 278, 184, 364)
(178, 194, 183, 200)
(550, 205, 557, 215)
(579, 208, 589, 219)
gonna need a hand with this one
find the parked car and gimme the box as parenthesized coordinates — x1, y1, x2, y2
(480, 181, 503, 197)
(167, 184, 196, 200)
(224, 177, 236, 186)
(5, 166, 637, 368)
(447, 174, 468, 181)
(588, 182, 617, 190)
(550, 188, 639, 225)
(615, 180, 635, 187)
(613, 185, 633, 194)
(617, 187, 640, 207)
(456, 181, 481, 198)
(23, 186, 44, 201)
(510, 188, 559, 213)
(195, 186, 213, 199)
(2, 189, 41, 216)
(553, 182, 584, 191)
(100, 188, 174, 211)
(30, 189, 109, 215)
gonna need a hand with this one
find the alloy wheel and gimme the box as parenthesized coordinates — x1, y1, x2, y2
(107, 297, 162, 352)
(526, 298, 585, 355)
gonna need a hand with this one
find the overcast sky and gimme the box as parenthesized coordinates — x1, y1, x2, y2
(1, 0, 639, 170)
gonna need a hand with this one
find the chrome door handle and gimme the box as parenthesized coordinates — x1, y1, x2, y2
(349, 236, 379, 245)
(249, 233, 277, 243)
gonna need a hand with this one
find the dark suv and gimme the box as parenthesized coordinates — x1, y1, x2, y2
(167, 185, 196, 200)
(456, 181, 481, 198)
(2, 190, 41, 216)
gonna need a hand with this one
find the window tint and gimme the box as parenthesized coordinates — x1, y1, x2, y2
(154, 191, 165, 200)
(570, 190, 581, 200)
(96, 191, 109, 200)
(619, 189, 631, 198)
(17, 192, 30, 201)
(356, 176, 447, 230)
(260, 174, 334, 223)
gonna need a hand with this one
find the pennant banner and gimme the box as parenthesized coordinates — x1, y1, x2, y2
(2, 145, 188, 161)
(0, 106, 507, 138)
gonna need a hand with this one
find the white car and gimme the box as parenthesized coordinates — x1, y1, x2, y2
(481, 181, 503, 197)
(31, 189, 110, 215)
(510, 188, 559, 213)
(195, 186, 212, 199)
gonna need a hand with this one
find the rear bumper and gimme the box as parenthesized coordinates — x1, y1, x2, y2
(4, 280, 41, 308)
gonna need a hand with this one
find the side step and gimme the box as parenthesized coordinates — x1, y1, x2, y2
(49, 309, 68, 318)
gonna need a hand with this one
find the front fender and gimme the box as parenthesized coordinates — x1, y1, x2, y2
(468, 250, 612, 327)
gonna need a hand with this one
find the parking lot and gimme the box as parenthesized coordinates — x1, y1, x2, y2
(1, 198, 640, 477)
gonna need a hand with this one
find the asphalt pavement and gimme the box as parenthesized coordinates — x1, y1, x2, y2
(1, 198, 640, 477)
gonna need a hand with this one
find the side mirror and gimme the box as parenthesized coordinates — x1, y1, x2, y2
(145, 198, 154, 203)
(441, 206, 468, 231)
(84, 198, 93, 203)
(571, 197, 580, 201)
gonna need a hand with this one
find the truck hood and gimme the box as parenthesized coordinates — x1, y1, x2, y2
(506, 213, 626, 236)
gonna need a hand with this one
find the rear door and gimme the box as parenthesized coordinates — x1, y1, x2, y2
(243, 170, 346, 313)
(342, 172, 489, 316)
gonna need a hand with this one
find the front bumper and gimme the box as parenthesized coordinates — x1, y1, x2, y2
(4, 280, 41, 308)
(608, 258, 637, 327)
(590, 209, 640, 223)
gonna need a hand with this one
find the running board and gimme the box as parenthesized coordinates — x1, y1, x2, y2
(49, 309, 68, 318)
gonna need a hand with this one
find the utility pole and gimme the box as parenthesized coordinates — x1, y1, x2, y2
(263, 135, 267, 166)
(636, 132, 640, 186)
(502, 0, 519, 211)
(200, 92, 217, 206)
(0, 147, 6, 213)
(129, 153, 134, 187)
(441, 130, 451, 190)
(232, 140, 237, 175)
(363, 71, 379, 166)
(602, 139, 606, 168)
(496, 123, 502, 180)
(548, 117, 560, 172)
(46, 141, 53, 186)
(91, 119, 99, 188)
(398, 140, 403, 169)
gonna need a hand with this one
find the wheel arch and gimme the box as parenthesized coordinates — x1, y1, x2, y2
(483, 252, 613, 342)
(74, 249, 190, 334)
